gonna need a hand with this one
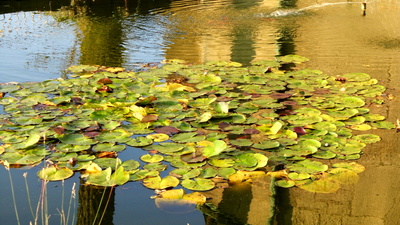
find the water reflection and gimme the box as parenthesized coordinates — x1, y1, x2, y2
(77, 182, 115, 225)
(1, 0, 400, 224)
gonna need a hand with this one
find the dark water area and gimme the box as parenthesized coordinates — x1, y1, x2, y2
(1, 0, 400, 224)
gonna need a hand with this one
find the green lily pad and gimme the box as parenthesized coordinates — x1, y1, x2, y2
(312, 150, 336, 159)
(352, 134, 381, 144)
(94, 158, 121, 170)
(129, 169, 159, 181)
(171, 132, 205, 143)
(199, 167, 218, 178)
(94, 131, 132, 143)
(279, 55, 309, 63)
(126, 136, 153, 147)
(275, 179, 296, 188)
(202, 140, 227, 158)
(38, 167, 74, 181)
(332, 162, 365, 173)
(342, 73, 371, 82)
(143, 162, 168, 171)
(145, 142, 186, 154)
(143, 175, 180, 189)
(371, 121, 396, 129)
(288, 172, 310, 180)
(327, 109, 359, 119)
(170, 168, 201, 179)
(140, 154, 164, 163)
(181, 178, 215, 191)
(230, 139, 253, 147)
(11, 133, 41, 149)
(0, 152, 44, 165)
(209, 158, 236, 167)
(59, 133, 98, 145)
(234, 153, 258, 168)
(86, 167, 129, 187)
(120, 160, 141, 171)
(328, 168, 359, 185)
(298, 179, 340, 193)
(93, 143, 126, 152)
(252, 140, 280, 150)
(217, 167, 237, 179)
(287, 160, 328, 174)
(350, 124, 372, 131)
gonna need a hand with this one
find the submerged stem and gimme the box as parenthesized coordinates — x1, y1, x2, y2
(7, 165, 21, 225)
(92, 187, 108, 225)
(23, 172, 36, 220)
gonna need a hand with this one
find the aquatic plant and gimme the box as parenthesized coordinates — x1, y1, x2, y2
(0, 55, 394, 197)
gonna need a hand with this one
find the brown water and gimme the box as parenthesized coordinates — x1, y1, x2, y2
(1, 0, 400, 224)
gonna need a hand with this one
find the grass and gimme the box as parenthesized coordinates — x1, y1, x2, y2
(6, 159, 113, 225)
(6, 162, 79, 225)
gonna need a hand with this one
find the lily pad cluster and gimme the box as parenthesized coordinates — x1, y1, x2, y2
(0, 55, 394, 196)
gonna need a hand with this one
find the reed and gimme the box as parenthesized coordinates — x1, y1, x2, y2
(5, 161, 21, 225)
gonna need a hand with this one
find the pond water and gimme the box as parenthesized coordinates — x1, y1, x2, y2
(1, 0, 400, 224)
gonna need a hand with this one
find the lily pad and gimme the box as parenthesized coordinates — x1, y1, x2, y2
(202, 140, 227, 158)
(352, 134, 381, 144)
(298, 179, 340, 193)
(181, 178, 215, 191)
(59, 133, 98, 145)
(275, 179, 296, 188)
(93, 143, 126, 152)
(287, 160, 328, 174)
(86, 167, 130, 186)
(140, 154, 164, 163)
(143, 175, 180, 189)
(38, 167, 74, 181)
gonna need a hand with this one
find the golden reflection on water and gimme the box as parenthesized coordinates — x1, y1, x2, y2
(2, 0, 400, 224)
(159, 1, 400, 224)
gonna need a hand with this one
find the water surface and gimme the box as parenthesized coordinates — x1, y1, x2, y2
(1, 0, 400, 224)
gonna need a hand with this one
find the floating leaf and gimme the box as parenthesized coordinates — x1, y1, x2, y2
(288, 172, 310, 180)
(298, 179, 340, 193)
(252, 140, 280, 150)
(352, 134, 381, 144)
(202, 140, 227, 158)
(170, 168, 201, 179)
(59, 133, 98, 145)
(126, 136, 153, 147)
(154, 126, 180, 135)
(371, 121, 396, 129)
(279, 55, 309, 63)
(120, 160, 141, 171)
(12, 133, 41, 149)
(230, 139, 253, 147)
(94, 158, 121, 170)
(158, 189, 185, 199)
(332, 162, 365, 173)
(287, 160, 328, 174)
(328, 168, 359, 185)
(143, 175, 180, 189)
(338, 96, 365, 108)
(275, 179, 296, 188)
(86, 167, 129, 186)
(172, 132, 205, 143)
(93, 143, 126, 152)
(146, 133, 169, 142)
(38, 167, 74, 181)
(341, 73, 371, 82)
(209, 158, 235, 167)
(181, 178, 215, 191)
(350, 124, 371, 131)
(140, 154, 164, 163)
